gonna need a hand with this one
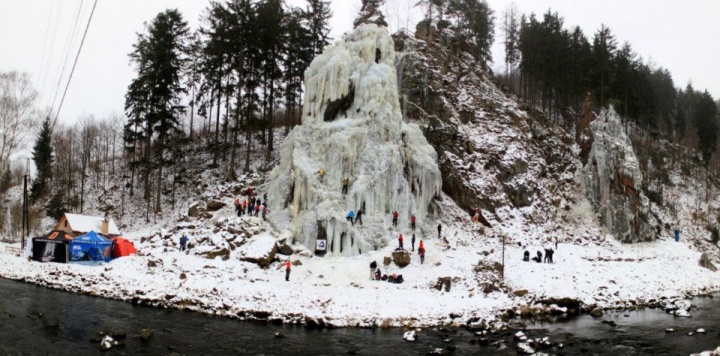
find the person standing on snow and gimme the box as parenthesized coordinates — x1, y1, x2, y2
(342, 177, 349, 194)
(437, 223, 442, 237)
(411, 233, 416, 251)
(411, 214, 417, 230)
(418, 240, 425, 264)
(255, 203, 261, 217)
(249, 200, 255, 216)
(262, 205, 268, 221)
(398, 234, 404, 250)
(392, 211, 399, 227)
(355, 209, 363, 225)
(179, 235, 189, 252)
(347, 210, 356, 226)
(234, 197, 241, 217)
(277, 260, 292, 281)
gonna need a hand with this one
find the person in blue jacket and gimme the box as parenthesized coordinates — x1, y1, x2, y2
(347, 210, 356, 226)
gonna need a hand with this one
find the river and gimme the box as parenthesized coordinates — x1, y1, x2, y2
(0, 278, 717, 355)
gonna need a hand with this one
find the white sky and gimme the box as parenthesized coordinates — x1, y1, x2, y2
(0, 0, 717, 124)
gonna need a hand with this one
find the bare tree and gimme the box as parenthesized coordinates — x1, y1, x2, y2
(0, 72, 40, 179)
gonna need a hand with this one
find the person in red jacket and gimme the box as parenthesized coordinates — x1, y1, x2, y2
(418, 240, 425, 264)
(392, 211, 399, 227)
(277, 260, 291, 281)
(411, 214, 416, 230)
(255, 203, 260, 217)
(398, 234, 404, 250)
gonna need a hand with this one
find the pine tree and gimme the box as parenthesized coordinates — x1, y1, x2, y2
(306, 0, 332, 56)
(30, 116, 54, 202)
(125, 9, 190, 212)
(592, 24, 617, 107)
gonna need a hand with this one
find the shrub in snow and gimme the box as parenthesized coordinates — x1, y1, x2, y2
(266, 24, 441, 256)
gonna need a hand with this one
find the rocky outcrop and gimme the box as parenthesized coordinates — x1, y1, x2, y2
(583, 107, 653, 242)
(206, 200, 226, 211)
(699, 253, 718, 272)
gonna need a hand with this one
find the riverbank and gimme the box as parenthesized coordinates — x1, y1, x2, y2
(2, 202, 719, 331)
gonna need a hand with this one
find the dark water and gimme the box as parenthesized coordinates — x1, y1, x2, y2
(0, 278, 718, 355)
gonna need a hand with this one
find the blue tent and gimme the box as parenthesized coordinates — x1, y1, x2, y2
(69, 230, 113, 263)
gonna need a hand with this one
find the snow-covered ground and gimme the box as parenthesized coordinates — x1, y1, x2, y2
(1, 188, 718, 329)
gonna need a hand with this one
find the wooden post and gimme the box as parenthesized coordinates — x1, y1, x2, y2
(501, 233, 505, 280)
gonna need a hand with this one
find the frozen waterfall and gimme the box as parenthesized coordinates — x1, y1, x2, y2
(265, 24, 442, 256)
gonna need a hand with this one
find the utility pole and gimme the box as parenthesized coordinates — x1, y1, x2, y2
(21, 159, 29, 250)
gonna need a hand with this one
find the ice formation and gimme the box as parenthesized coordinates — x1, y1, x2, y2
(583, 106, 651, 242)
(266, 24, 442, 256)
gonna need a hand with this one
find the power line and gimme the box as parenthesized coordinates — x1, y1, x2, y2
(50, 0, 86, 112)
(36, 1, 55, 89)
(40, 0, 65, 101)
(53, 0, 98, 124)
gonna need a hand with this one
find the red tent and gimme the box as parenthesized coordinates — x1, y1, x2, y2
(110, 237, 137, 258)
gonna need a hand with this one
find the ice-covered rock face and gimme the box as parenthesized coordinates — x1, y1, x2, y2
(266, 24, 442, 256)
(583, 106, 652, 242)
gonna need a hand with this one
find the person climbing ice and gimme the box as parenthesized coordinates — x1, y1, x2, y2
(392, 211, 399, 227)
(437, 223, 442, 237)
(342, 177, 349, 194)
(355, 209, 363, 226)
(411, 214, 417, 230)
(347, 210, 356, 226)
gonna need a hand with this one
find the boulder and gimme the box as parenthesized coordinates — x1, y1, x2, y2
(206, 200, 226, 211)
(516, 342, 535, 354)
(434, 277, 452, 292)
(239, 235, 279, 268)
(513, 289, 529, 297)
(699, 253, 718, 272)
(392, 250, 411, 267)
(278, 243, 293, 256)
(139, 328, 153, 341)
(383, 256, 392, 266)
(200, 248, 231, 261)
(188, 202, 202, 217)
(590, 308, 603, 318)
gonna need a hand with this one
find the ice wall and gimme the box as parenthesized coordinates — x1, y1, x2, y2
(265, 24, 442, 256)
(583, 106, 652, 242)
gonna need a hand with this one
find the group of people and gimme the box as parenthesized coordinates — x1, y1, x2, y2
(397, 234, 426, 264)
(346, 209, 363, 226)
(234, 188, 269, 220)
(523, 248, 555, 264)
(369, 260, 404, 283)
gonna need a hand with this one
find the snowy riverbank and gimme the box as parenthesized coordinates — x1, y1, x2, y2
(1, 198, 718, 329)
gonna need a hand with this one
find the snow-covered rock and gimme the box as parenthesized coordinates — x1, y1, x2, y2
(516, 342, 535, 354)
(266, 23, 441, 256)
(583, 106, 653, 242)
(238, 234, 278, 267)
(403, 330, 416, 341)
(691, 346, 720, 356)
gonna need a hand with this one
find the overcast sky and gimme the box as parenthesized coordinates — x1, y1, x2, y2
(1, 0, 718, 124)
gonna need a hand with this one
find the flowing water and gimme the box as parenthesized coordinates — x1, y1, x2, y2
(0, 278, 718, 355)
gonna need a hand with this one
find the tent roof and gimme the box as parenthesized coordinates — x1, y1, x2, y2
(72, 230, 111, 244)
(64, 213, 120, 235)
(34, 230, 73, 243)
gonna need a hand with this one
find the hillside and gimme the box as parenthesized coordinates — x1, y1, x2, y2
(1, 22, 720, 333)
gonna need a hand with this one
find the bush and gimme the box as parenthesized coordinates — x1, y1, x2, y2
(644, 188, 663, 206)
